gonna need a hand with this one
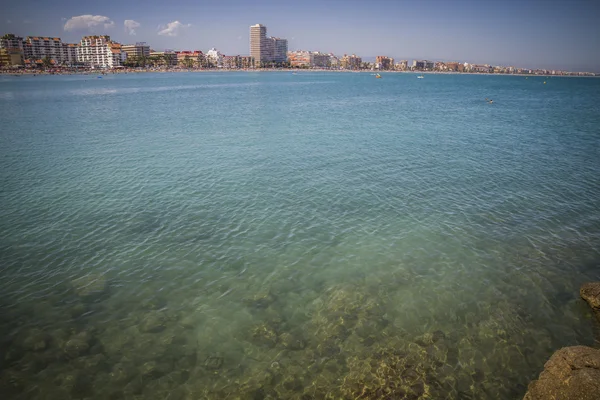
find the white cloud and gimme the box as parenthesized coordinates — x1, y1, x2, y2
(124, 19, 141, 35)
(157, 20, 191, 37)
(63, 15, 114, 32)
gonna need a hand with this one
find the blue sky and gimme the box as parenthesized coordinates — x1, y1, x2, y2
(2, 0, 599, 71)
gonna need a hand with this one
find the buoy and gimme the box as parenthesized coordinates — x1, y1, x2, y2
(543, 81, 546, 84)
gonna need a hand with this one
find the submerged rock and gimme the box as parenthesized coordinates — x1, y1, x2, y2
(243, 289, 276, 309)
(581, 282, 600, 312)
(63, 331, 92, 358)
(250, 322, 278, 348)
(278, 331, 306, 350)
(414, 330, 446, 347)
(0, 369, 27, 396)
(140, 360, 170, 380)
(523, 346, 600, 400)
(109, 362, 136, 384)
(139, 310, 169, 333)
(22, 328, 50, 352)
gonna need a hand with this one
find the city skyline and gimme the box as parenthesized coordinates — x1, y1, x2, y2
(2, 0, 600, 72)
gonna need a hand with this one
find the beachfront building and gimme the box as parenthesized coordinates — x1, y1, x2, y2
(312, 52, 331, 68)
(0, 34, 24, 54)
(412, 60, 434, 71)
(176, 51, 203, 67)
(445, 62, 460, 72)
(62, 43, 79, 66)
(249, 24, 288, 67)
(206, 48, 223, 67)
(329, 54, 340, 68)
(21, 36, 80, 65)
(149, 51, 178, 67)
(471, 64, 492, 73)
(287, 51, 335, 68)
(250, 24, 270, 66)
(435, 62, 447, 71)
(238, 56, 253, 69)
(23, 37, 62, 62)
(0, 48, 23, 66)
(375, 56, 394, 70)
(222, 55, 238, 69)
(340, 54, 361, 70)
(121, 43, 150, 59)
(412, 60, 424, 70)
(0, 34, 24, 66)
(222, 55, 254, 69)
(287, 50, 312, 68)
(77, 36, 126, 68)
(396, 60, 408, 71)
(271, 38, 288, 64)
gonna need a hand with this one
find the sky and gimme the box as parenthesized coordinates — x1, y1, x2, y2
(2, 0, 600, 72)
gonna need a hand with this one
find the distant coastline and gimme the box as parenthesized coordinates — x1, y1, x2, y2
(1, 67, 598, 78)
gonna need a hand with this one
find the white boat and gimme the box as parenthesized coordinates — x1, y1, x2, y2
(417, 75, 424, 79)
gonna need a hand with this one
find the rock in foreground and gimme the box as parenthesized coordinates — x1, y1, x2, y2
(581, 282, 600, 311)
(523, 346, 600, 400)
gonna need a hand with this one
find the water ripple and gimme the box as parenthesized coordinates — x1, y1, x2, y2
(0, 72, 599, 399)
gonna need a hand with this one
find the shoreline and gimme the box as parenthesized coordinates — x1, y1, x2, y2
(0, 68, 596, 78)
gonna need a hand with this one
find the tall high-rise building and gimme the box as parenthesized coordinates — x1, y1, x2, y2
(271, 37, 288, 64)
(250, 24, 288, 66)
(250, 24, 269, 65)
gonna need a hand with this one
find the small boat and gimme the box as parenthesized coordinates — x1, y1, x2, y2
(375, 73, 382, 79)
(417, 75, 424, 79)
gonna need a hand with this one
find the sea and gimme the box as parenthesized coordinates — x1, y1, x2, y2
(0, 71, 599, 399)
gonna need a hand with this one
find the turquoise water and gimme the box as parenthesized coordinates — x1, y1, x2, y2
(1, 72, 599, 399)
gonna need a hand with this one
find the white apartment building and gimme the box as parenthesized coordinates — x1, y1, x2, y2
(206, 47, 223, 67)
(62, 43, 79, 65)
(21, 36, 80, 65)
(23, 37, 62, 62)
(77, 36, 125, 68)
